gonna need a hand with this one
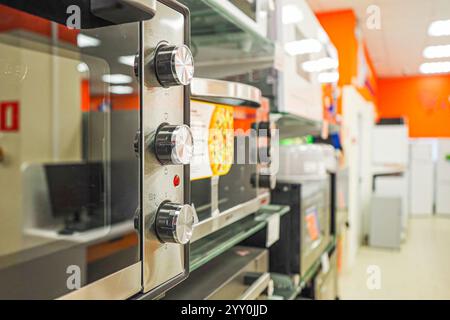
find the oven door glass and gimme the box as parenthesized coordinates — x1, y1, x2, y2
(0, 4, 141, 299)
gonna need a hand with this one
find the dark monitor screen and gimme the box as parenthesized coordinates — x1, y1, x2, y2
(45, 162, 104, 217)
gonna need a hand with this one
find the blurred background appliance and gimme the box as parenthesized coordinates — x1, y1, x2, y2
(244, 143, 334, 279)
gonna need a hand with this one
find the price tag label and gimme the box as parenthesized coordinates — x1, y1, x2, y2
(321, 253, 330, 274)
(266, 213, 280, 247)
(274, 43, 285, 71)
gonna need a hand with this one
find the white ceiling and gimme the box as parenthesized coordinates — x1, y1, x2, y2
(307, 0, 450, 77)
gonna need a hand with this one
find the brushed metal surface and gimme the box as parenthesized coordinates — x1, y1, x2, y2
(59, 262, 141, 300)
(191, 192, 270, 243)
(191, 78, 262, 108)
(238, 272, 270, 300)
(141, 2, 187, 293)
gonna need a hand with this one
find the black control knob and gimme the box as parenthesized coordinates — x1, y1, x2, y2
(155, 44, 194, 87)
(153, 124, 193, 165)
(155, 202, 197, 244)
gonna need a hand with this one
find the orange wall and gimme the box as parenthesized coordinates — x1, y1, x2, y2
(316, 10, 378, 112)
(316, 10, 358, 87)
(378, 75, 450, 137)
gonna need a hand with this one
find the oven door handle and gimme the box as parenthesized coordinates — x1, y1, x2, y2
(91, 0, 156, 25)
(238, 272, 271, 301)
(0, 0, 156, 29)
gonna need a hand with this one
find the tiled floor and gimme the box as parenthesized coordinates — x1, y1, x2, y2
(339, 216, 450, 300)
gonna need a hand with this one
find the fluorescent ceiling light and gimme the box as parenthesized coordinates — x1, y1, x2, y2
(118, 55, 136, 67)
(77, 34, 100, 48)
(318, 71, 339, 84)
(102, 74, 133, 84)
(77, 62, 89, 73)
(302, 57, 339, 73)
(285, 39, 322, 56)
(428, 19, 450, 37)
(423, 45, 450, 59)
(282, 4, 304, 25)
(109, 86, 134, 95)
(419, 61, 450, 74)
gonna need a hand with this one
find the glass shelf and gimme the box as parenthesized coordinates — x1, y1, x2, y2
(190, 205, 289, 272)
(271, 237, 337, 300)
(179, 0, 275, 79)
(271, 112, 341, 139)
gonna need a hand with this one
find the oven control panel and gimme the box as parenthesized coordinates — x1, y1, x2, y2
(140, 0, 195, 297)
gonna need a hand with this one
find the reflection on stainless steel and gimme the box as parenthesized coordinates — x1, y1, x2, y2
(59, 262, 141, 300)
(191, 78, 262, 107)
(164, 246, 269, 300)
(192, 192, 270, 242)
(0, 2, 141, 299)
(0, 58, 28, 82)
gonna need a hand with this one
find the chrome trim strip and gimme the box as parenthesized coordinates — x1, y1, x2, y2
(191, 78, 262, 108)
(58, 262, 141, 300)
(191, 192, 270, 242)
(239, 272, 271, 300)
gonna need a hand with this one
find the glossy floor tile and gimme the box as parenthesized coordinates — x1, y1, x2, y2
(339, 216, 450, 300)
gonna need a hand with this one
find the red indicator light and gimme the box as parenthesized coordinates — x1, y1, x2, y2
(173, 175, 181, 187)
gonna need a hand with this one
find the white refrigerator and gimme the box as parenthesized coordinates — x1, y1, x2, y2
(409, 141, 435, 216)
(436, 139, 450, 216)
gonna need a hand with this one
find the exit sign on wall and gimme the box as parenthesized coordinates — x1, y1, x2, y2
(0, 101, 19, 132)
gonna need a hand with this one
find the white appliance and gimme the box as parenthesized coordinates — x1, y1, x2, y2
(273, 0, 338, 121)
(436, 139, 450, 216)
(371, 123, 409, 238)
(409, 140, 435, 216)
(372, 125, 409, 166)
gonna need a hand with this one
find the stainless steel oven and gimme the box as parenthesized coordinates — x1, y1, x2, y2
(0, 0, 195, 299)
(164, 246, 272, 300)
(189, 78, 271, 242)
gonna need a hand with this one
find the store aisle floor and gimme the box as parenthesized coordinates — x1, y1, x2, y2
(339, 217, 450, 300)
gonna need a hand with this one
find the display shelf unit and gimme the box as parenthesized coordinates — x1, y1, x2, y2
(270, 237, 337, 300)
(271, 112, 341, 139)
(179, 0, 275, 78)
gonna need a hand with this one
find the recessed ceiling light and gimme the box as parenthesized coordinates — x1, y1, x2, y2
(77, 34, 100, 48)
(282, 4, 304, 25)
(423, 45, 450, 59)
(285, 39, 322, 56)
(118, 55, 136, 67)
(302, 57, 339, 73)
(419, 61, 450, 74)
(428, 19, 450, 37)
(102, 74, 133, 84)
(318, 71, 339, 84)
(109, 86, 134, 95)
